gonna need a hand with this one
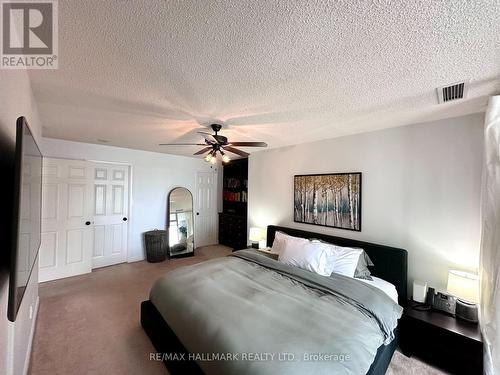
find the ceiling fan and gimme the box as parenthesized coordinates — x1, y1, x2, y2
(159, 124, 267, 163)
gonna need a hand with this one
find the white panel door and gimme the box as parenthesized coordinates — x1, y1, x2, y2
(195, 171, 217, 247)
(91, 163, 129, 269)
(39, 158, 93, 282)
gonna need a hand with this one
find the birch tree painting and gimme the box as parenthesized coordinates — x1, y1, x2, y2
(294, 173, 361, 231)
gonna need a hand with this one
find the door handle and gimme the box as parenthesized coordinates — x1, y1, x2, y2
(85, 221, 91, 226)
(196, 212, 199, 216)
(123, 217, 128, 221)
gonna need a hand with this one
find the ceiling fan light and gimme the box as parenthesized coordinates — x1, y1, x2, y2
(161, 125, 266, 160)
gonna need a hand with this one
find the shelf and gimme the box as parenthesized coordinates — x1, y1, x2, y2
(222, 158, 248, 216)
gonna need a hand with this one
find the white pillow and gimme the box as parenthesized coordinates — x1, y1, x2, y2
(271, 231, 307, 255)
(278, 240, 336, 277)
(311, 241, 363, 278)
(332, 246, 363, 277)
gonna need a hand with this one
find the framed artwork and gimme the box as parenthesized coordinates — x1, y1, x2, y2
(294, 173, 361, 231)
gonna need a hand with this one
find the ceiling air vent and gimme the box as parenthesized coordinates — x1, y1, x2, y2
(437, 82, 467, 104)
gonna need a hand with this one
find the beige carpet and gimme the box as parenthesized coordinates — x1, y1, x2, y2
(29, 245, 447, 375)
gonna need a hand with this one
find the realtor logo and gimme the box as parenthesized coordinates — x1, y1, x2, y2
(1, 0, 58, 69)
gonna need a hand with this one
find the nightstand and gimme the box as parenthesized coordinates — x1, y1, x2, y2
(400, 300, 483, 374)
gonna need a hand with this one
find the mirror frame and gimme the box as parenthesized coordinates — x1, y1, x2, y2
(167, 187, 195, 258)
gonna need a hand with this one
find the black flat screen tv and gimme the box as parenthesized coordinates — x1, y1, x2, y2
(8, 117, 43, 322)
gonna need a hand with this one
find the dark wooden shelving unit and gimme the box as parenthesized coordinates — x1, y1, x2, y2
(219, 158, 247, 250)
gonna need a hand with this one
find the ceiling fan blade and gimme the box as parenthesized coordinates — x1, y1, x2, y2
(193, 147, 213, 155)
(228, 142, 268, 147)
(222, 146, 249, 157)
(197, 132, 218, 144)
(159, 143, 206, 146)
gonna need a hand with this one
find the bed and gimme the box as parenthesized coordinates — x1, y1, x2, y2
(141, 225, 408, 374)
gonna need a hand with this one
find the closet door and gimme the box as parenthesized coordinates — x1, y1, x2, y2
(39, 158, 93, 282)
(90, 163, 129, 269)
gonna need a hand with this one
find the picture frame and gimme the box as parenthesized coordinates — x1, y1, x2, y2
(293, 172, 362, 231)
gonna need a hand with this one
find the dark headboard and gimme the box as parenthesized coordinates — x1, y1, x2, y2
(266, 225, 408, 306)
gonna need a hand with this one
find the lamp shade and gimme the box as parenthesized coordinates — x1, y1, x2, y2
(447, 270, 479, 303)
(249, 227, 263, 242)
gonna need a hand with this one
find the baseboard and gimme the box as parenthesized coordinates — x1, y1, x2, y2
(22, 296, 39, 375)
(127, 255, 145, 263)
(6, 319, 14, 375)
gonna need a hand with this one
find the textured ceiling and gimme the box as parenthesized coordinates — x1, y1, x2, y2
(30, 0, 500, 157)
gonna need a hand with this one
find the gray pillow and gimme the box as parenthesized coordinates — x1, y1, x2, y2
(354, 251, 374, 280)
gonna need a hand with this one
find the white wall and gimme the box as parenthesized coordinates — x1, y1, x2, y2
(40, 138, 218, 261)
(249, 113, 484, 292)
(0, 69, 42, 375)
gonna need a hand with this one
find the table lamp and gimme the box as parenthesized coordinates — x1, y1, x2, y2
(447, 270, 479, 323)
(249, 227, 263, 249)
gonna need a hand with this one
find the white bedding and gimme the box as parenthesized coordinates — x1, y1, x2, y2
(358, 276, 399, 303)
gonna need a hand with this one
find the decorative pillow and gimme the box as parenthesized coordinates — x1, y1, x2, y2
(278, 240, 336, 276)
(354, 251, 374, 280)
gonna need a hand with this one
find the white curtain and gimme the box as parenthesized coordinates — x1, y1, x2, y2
(480, 95, 500, 375)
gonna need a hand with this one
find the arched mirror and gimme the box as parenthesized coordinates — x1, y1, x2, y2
(167, 187, 194, 258)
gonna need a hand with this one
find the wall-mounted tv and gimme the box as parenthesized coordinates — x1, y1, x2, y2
(8, 117, 43, 322)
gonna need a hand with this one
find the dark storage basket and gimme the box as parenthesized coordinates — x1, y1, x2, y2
(144, 230, 168, 263)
